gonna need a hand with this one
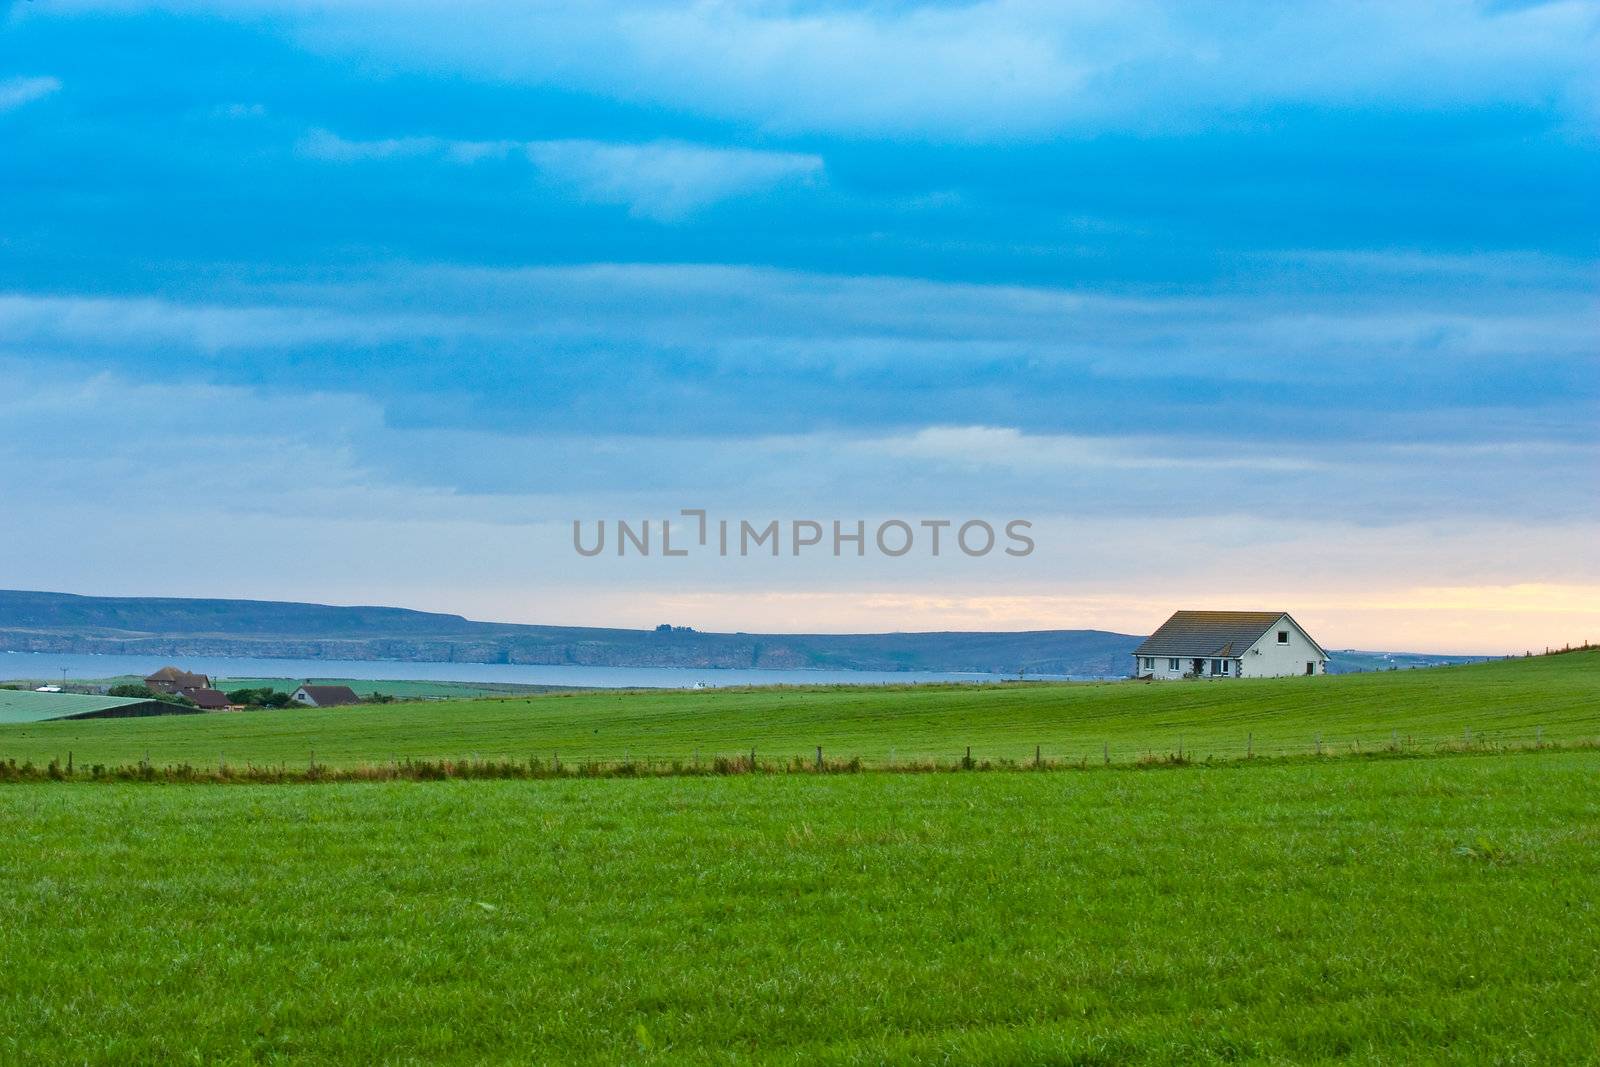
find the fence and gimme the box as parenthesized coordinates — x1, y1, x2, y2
(2, 728, 1595, 785)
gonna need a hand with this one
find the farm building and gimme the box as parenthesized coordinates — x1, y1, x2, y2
(291, 684, 361, 708)
(0, 688, 202, 723)
(1133, 611, 1328, 680)
(178, 687, 231, 710)
(144, 665, 212, 693)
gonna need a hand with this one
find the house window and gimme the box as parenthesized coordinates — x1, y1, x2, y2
(1277, 631, 1289, 644)
(1142, 657, 1154, 670)
(1210, 658, 1225, 674)
(1168, 658, 1180, 671)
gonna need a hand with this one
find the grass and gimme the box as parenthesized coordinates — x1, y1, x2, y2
(0, 650, 1594, 771)
(1, 753, 1597, 1063)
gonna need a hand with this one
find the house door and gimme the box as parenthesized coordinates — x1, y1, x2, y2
(1192, 658, 1205, 676)
(1305, 662, 1314, 675)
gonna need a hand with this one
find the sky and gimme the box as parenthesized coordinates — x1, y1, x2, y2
(1, 0, 1597, 653)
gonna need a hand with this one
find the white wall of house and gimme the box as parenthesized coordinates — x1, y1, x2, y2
(1134, 614, 1327, 679)
(1238, 616, 1326, 678)
(291, 687, 317, 706)
(1134, 655, 1242, 679)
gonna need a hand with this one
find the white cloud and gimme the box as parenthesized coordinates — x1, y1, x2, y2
(297, 127, 453, 162)
(298, 129, 823, 219)
(525, 139, 822, 221)
(4, 254, 1594, 393)
(26, 2, 1600, 137)
(214, 101, 268, 119)
(0, 292, 442, 351)
(872, 426, 1329, 474)
(0, 76, 61, 113)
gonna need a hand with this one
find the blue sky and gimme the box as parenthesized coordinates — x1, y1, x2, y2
(2, 1, 1597, 651)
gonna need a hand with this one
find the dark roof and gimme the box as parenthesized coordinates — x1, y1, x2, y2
(145, 666, 211, 688)
(296, 684, 361, 707)
(1133, 611, 1297, 658)
(179, 687, 229, 710)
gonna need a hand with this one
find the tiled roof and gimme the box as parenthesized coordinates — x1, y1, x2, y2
(1133, 611, 1288, 657)
(296, 684, 361, 706)
(145, 666, 211, 689)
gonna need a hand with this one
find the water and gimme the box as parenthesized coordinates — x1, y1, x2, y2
(0, 651, 1065, 689)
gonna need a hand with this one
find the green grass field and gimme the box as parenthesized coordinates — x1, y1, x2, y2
(2, 653, 1596, 1062)
(2, 754, 1597, 1063)
(1, 651, 1594, 771)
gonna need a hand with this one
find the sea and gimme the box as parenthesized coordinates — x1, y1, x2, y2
(0, 651, 1074, 690)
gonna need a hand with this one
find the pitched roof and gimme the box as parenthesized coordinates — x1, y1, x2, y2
(0, 689, 155, 724)
(179, 687, 230, 710)
(1133, 611, 1293, 658)
(295, 684, 361, 706)
(145, 666, 211, 688)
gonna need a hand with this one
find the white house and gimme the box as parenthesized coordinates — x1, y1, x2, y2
(1133, 611, 1328, 679)
(290, 684, 362, 708)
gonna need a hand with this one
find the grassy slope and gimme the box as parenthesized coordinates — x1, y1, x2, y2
(2, 754, 1597, 1064)
(0, 651, 1594, 770)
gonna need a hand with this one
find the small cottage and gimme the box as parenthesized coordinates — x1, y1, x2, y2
(1133, 611, 1328, 679)
(291, 684, 362, 708)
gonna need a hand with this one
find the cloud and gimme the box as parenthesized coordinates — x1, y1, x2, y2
(4, 251, 1594, 452)
(297, 128, 457, 162)
(0, 292, 439, 352)
(214, 102, 268, 120)
(297, 129, 823, 219)
(873, 426, 1329, 474)
(25, 2, 1600, 137)
(2, 361, 1595, 650)
(524, 140, 823, 221)
(0, 76, 61, 113)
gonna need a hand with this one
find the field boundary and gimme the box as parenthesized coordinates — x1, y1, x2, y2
(3, 735, 1596, 786)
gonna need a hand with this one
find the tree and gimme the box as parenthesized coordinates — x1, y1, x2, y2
(224, 687, 293, 708)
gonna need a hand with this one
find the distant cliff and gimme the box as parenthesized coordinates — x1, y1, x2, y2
(0, 589, 1141, 677)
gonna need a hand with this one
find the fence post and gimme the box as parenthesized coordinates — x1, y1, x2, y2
(750, 746, 757, 771)
(816, 745, 823, 770)
(1536, 725, 1543, 747)
(1035, 744, 1041, 768)
(1315, 734, 1322, 756)
(1246, 732, 1252, 759)
(1103, 741, 1109, 766)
